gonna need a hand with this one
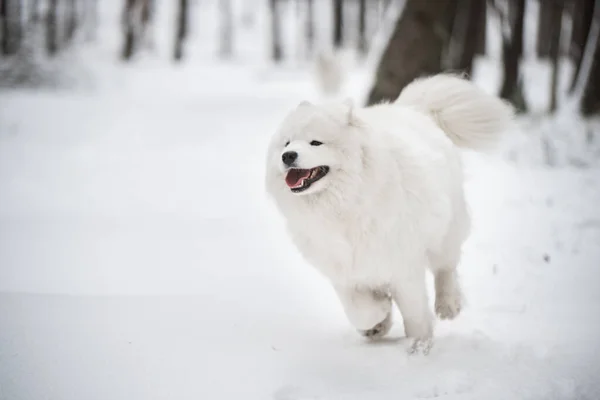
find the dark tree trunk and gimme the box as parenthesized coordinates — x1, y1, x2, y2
(1, 0, 22, 55)
(569, 0, 595, 92)
(475, 0, 487, 55)
(141, 0, 153, 30)
(367, 0, 458, 105)
(333, 0, 343, 48)
(306, 0, 314, 54)
(47, 0, 59, 56)
(581, 3, 600, 116)
(499, 0, 527, 113)
(449, 0, 483, 77)
(461, 0, 486, 76)
(270, 0, 282, 61)
(174, 0, 188, 61)
(219, 0, 233, 58)
(537, 0, 553, 58)
(66, 0, 78, 43)
(121, 0, 136, 60)
(0, 0, 8, 55)
(548, 0, 564, 113)
(358, 0, 367, 54)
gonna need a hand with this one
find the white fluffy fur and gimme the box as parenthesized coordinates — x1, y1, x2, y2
(265, 74, 514, 353)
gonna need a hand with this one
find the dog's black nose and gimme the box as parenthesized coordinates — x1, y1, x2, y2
(282, 151, 298, 166)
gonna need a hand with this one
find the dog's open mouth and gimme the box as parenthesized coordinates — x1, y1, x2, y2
(285, 166, 329, 193)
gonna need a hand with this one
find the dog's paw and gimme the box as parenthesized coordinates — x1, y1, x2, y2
(359, 312, 392, 340)
(406, 337, 433, 355)
(435, 292, 462, 320)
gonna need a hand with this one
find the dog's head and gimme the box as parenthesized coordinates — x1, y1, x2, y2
(265, 99, 368, 206)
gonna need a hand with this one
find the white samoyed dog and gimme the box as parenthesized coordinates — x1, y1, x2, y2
(265, 74, 513, 353)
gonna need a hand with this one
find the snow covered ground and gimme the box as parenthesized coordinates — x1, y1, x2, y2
(1, 60, 600, 399)
(2, 2, 600, 398)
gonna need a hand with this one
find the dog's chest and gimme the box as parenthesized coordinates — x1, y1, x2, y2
(288, 217, 394, 285)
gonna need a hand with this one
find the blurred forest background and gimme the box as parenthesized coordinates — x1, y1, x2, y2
(2, 4, 600, 398)
(0, 0, 599, 115)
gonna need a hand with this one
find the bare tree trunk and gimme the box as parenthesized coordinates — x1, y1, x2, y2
(475, 0, 487, 55)
(47, 0, 59, 56)
(333, 0, 343, 48)
(306, 0, 314, 54)
(1, 0, 22, 55)
(549, 0, 564, 113)
(461, 0, 485, 76)
(367, 0, 458, 105)
(65, 0, 78, 43)
(219, 0, 233, 58)
(358, 0, 367, 54)
(174, 0, 188, 61)
(140, 0, 154, 48)
(537, 0, 553, 58)
(0, 0, 8, 55)
(448, 0, 482, 76)
(121, 0, 136, 60)
(581, 2, 600, 116)
(498, 0, 527, 113)
(569, 0, 595, 92)
(270, 0, 282, 61)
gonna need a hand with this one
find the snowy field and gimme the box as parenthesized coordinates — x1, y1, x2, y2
(2, 2, 600, 399)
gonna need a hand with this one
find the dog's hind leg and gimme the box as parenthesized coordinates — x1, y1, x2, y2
(429, 238, 465, 320)
(390, 267, 434, 351)
(333, 285, 393, 339)
(433, 268, 462, 320)
(429, 201, 469, 320)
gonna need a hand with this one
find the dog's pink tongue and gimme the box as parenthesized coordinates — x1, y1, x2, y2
(285, 169, 310, 188)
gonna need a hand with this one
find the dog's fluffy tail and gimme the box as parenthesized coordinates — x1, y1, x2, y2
(395, 73, 514, 151)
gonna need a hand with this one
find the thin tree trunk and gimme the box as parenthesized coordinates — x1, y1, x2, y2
(581, 2, 600, 116)
(499, 0, 527, 113)
(219, 0, 233, 58)
(569, 0, 595, 92)
(1, 0, 22, 55)
(66, 0, 78, 43)
(448, 0, 480, 76)
(174, 0, 188, 61)
(459, 0, 485, 77)
(140, 0, 154, 47)
(121, 0, 136, 60)
(367, 0, 458, 105)
(0, 0, 8, 55)
(549, 0, 564, 113)
(358, 0, 367, 54)
(475, 0, 487, 55)
(47, 0, 59, 56)
(333, 0, 343, 49)
(270, 0, 282, 61)
(306, 0, 314, 54)
(537, 0, 553, 58)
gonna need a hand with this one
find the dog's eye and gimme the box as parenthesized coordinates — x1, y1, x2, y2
(284, 141, 290, 147)
(310, 140, 323, 146)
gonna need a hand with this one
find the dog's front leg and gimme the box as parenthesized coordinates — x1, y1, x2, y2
(333, 285, 393, 339)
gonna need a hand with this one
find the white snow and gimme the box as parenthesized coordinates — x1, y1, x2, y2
(1, 1, 600, 399)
